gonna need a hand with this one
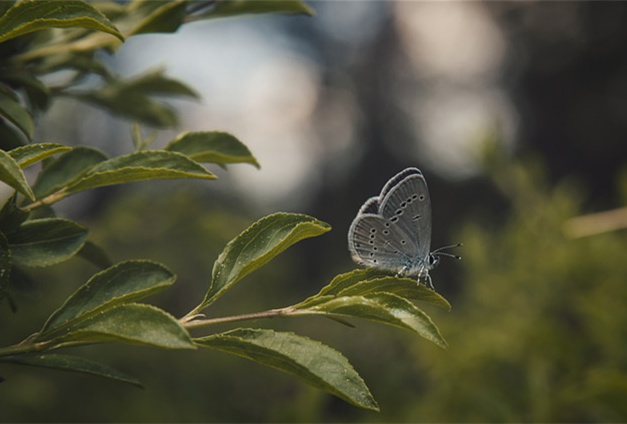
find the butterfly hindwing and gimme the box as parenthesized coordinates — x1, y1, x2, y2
(348, 214, 419, 271)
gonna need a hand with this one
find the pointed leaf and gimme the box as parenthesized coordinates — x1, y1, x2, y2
(301, 293, 447, 348)
(201, 0, 315, 19)
(77, 90, 178, 128)
(201, 213, 331, 309)
(0, 91, 34, 139)
(196, 328, 378, 411)
(115, 69, 198, 99)
(0, 194, 29, 236)
(9, 143, 71, 169)
(7, 218, 88, 267)
(0, 149, 35, 200)
(127, 1, 187, 35)
(77, 241, 112, 269)
(0, 0, 123, 44)
(40, 260, 175, 335)
(0, 71, 51, 111)
(338, 277, 451, 310)
(0, 120, 27, 150)
(75, 70, 197, 127)
(0, 354, 143, 388)
(165, 131, 260, 169)
(53, 303, 195, 350)
(66, 150, 216, 194)
(33, 147, 108, 198)
(0, 231, 11, 307)
(319, 268, 393, 296)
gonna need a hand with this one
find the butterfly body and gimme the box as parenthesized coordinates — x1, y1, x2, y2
(348, 167, 458, 289)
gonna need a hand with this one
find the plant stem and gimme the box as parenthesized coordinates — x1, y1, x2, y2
(181, 307, 303, 330)
(22, 188, 68, 212)
(0, 340, 52, 357)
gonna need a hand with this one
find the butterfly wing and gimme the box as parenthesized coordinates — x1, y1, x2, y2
(378, 168, 432, 261)
(348, 167, 431, 273)
(348, 213, 417, 271)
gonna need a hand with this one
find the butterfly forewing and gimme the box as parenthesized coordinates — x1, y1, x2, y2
(379, 172, 432, 260)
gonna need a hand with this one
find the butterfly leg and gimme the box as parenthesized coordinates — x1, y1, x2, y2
(418, 268, 435, 290)
(395, 266, 408, 278)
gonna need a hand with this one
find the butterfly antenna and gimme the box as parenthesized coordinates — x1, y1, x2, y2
(432, 243, 463, 260)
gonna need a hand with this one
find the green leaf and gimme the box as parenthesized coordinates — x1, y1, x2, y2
(52, 303, 195, 350)
(338, 277, 451, 310)
(0, 231, 11, 307)
(116, 68, 198, 99)
(65, 150, 216, 194)
(301, 293, 448, 348)
(75, 69, 198, 127)
(165, 131, 260, 169)
(196, 328, 378, 411)
(77, 241, 112, 269)
(0, 91, 34, 139)
(301, 269, 452, 310)
(8, 143, 72, 169)
(0, 71, 51, 111)
(7, 218, 88, 267)
(33, 147, 108, 198)
(40, 260, 175, 335)
(0, 120, 27, 150)
(319, 268, 395, 296)
(77, 90, 177, 128)
(0, 149, 35, 200)
(126, 1, 188, 35)
(0, 0, 124, 44)
(200, 0, 315, 19)
(0, 354, 143, 388)
(0, 194, 29, 236)
(200, 213, 331, 309)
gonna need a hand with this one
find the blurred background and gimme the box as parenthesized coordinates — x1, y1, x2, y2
(3, 1, 627, 422)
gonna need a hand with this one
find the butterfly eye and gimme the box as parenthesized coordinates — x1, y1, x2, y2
(419, 194, 425, 201)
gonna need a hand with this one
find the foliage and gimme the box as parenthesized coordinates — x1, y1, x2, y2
(0, 0, 449, 413)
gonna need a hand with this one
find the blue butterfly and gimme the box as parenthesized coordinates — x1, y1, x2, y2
(348, 167, 461, 289)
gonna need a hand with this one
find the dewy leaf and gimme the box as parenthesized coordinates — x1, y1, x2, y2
(196, 328, 378, 411)
(0, 91, 35, 139)
(200, 213, 331, 309)
(53, 303, 195, 350)
(40, 260, 175, 335)
(0, 149, 36, 201)
(0, 232, 11, 307)
(66, 150, 216, 194)
(0, 354, 143, 388)
(0, 0, 124, 44)
(201, 0, 315, 19)
(7, 218, 88, 267)
(165, 131, 260, 169)
(301, 293, 448, 348)
(33, 147, 108, 198)
(8, 143, 71, 169)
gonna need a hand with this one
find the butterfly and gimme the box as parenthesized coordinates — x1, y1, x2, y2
(347, 167, 461, 289)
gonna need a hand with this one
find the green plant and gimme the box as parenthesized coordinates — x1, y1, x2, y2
(0, 0, 450, 412)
